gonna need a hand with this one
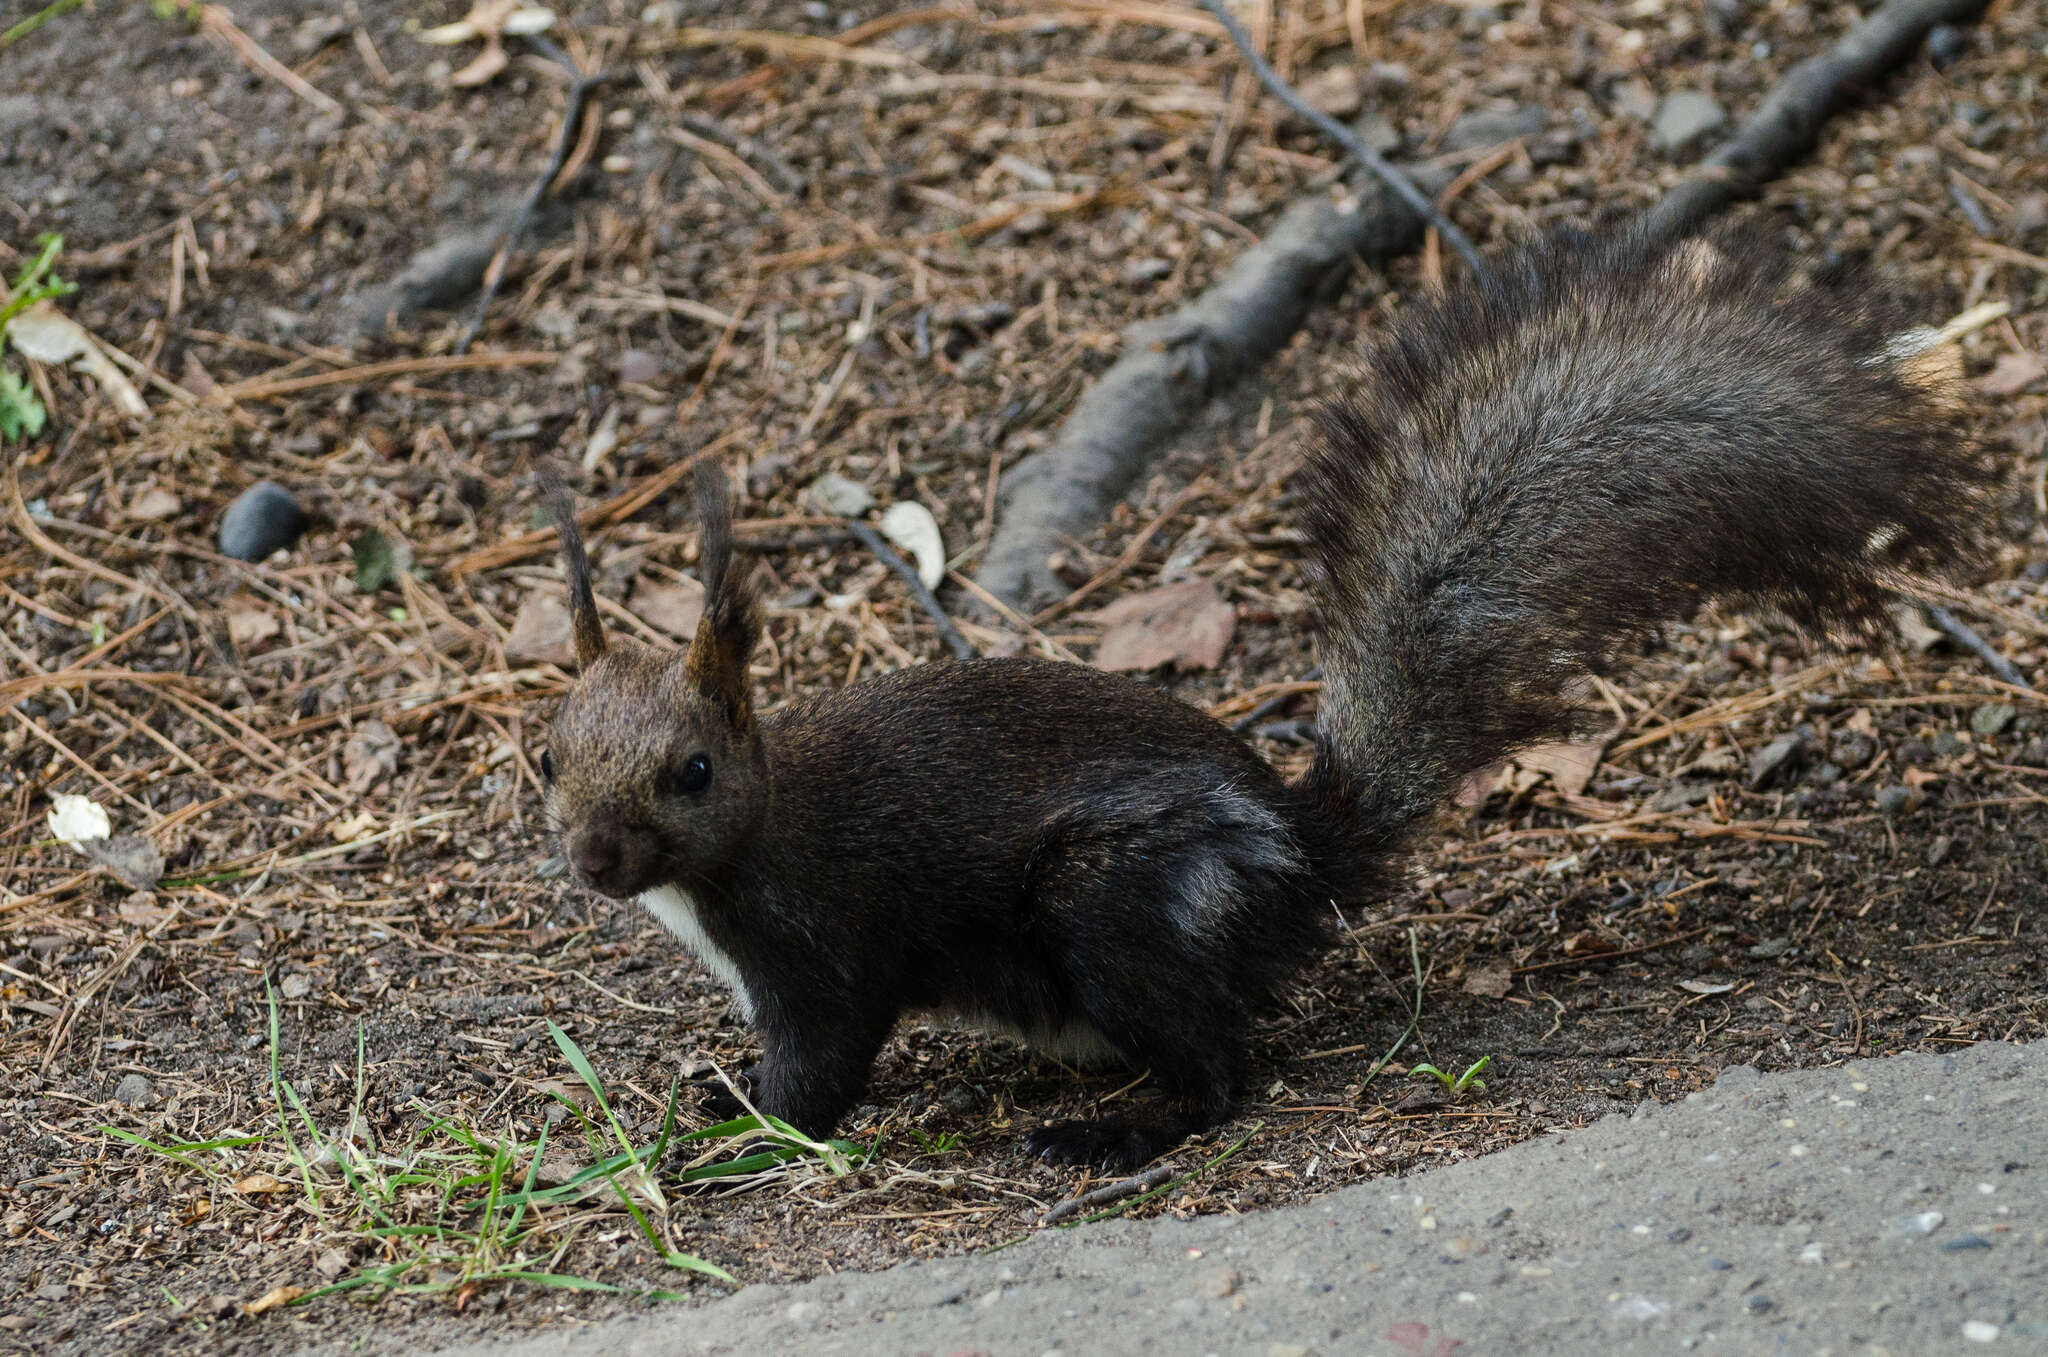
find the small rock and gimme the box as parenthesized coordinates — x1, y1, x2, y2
(1746, 1294, 1773, 1314)
(218, 481, 306, 561)
(1874, 785, 1915, 815)
(1122, 258, 1173, 287)
(1365, 61, 1409, 92)
(1747, 937, 1791, 960)
(1611, 77, 1658, 122)
(1892, 1210, 1945, 1236)
(616, 348, 663, 385)
(940, 1084, 977, 1114)
(1970, 703, 2015, 737)
(1963, 1320, 2000, 1342)
(746, 454, 793, 498)
(805, 472, 873, 518)
(1925, 23, 1967, 66)
(1351, 111, 1402, 156)
(1194, 1267, 1241, 1299)
(1926, 834, 1953, 867)
(280, 973, 313, 1000)
(1747, 730, 1808, 789)
(2012, 191, 2048, 236)
(1443, 104, 1547, 153)
(1653, 91, 1726, 153)
(1707, 0, 1749, 34)
(1942, 1233, 1993, 1251)
(1829, 731, 1876, 771)
(1651, 781, 1714, 812)
(113, 1073, 153, 1107)
(1933, 729, 1966, 757)
(1298, 65, 1362, 118)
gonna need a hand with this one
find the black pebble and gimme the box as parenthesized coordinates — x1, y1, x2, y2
(218, 480, 306, 561)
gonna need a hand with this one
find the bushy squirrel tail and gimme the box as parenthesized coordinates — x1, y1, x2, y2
(1294, 225, 1988, 860)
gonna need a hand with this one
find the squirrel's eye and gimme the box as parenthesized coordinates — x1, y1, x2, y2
(678, 753, 712, 795)
(539, 750, 556, 783)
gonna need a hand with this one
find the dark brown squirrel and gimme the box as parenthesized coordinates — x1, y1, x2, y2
(539, 225, 1984, 1170)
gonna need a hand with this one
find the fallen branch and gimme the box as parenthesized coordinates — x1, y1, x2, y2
(456, 37, 615, 354)
(1641, 0, 1990, 240)
(1040, 1164, 1175, 1225)
(1927, 605, 2034, 691)
(976, 0, 1985, 611)
(975, 177, 1443, 608)
(847, 522, 977, 661)
(1193, 0, 1485, 278)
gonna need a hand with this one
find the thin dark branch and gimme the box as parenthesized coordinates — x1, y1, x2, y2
(1194, 0, 1488, 281)
(1040, 1164, 1175, 1225)
(1927, 605, 2033, 691)
(846, 522, 977, 662)
(1641, 0, 1990, 241)
(454, 39, 616, 355)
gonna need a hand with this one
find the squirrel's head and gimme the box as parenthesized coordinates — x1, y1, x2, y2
(539, 464, 767, 900)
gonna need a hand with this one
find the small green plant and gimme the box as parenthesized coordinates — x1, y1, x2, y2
(0, 0, 87, 53)
(100, 990, 868, 1309)
(1, 233, 79, 443)
(1409, 1054, 1491, 1098)
(903, 1127, 965, 1157)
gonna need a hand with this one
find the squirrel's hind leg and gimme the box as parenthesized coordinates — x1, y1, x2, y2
(1022, 832, 1261, 1171)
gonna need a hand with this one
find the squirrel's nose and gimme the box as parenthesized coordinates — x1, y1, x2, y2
(571, 835, 618, 881)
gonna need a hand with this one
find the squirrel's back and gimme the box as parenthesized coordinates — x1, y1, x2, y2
(1298, 226, 1987, 851)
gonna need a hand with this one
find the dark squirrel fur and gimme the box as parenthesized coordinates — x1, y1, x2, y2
(541, 226, 1983, 1171)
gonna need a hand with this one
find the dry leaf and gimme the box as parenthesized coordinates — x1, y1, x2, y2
(630, 577, 705, 640)
(233, 1173, 288, 1195)
(1678, 979, 1736, 995)
(1461, 962, 1513, 998)
(5, 308, 149, 417)
(47, 793, 111, 845)
(1977, 350, 2046, 398)
(418, 0, 555, 43)
(449, 40, 510, 87)
(1090, 579, 1236, 672)
(505, 592, 573, 665)
(879, 500, 947, 589)
(330, 810, 377, 843)
(241, 1284, 303, 1316)
(1510, 739, 1607, 796)
(127, 485, 182, 521)
(226, 599, 281, 649)
(1454, 760, 1505, 808)
(342, 720, 401, 794)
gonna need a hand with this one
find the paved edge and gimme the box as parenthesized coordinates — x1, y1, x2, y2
(422, 1041, 2044, 1357)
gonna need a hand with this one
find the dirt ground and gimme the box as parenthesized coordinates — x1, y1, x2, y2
(2, 1, 2045, 1354)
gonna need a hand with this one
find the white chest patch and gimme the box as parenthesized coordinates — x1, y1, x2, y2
(637, 884, 754, 1022)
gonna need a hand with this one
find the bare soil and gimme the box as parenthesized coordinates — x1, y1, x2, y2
(2, 2, 2044, 1355)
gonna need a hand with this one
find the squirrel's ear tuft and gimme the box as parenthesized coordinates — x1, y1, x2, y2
(685, 461, 760, 728)
(540, 471, 607, 670)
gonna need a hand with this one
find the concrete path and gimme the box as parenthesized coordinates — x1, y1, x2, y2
(436, 1041, 2043, 1356)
